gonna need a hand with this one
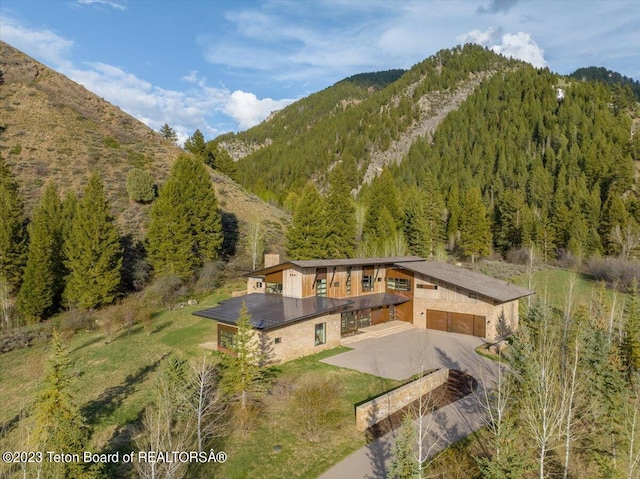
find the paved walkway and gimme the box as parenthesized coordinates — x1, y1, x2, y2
(318, 328, 499, 479)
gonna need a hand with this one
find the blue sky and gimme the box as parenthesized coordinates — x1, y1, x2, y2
(1, 0, 639, 144)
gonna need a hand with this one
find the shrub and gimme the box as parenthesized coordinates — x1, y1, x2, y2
(126, 168, 156, 203)
(57, 308, 96, 337)
(142, 275, 184, 308)
(103, 135, 120, 149)
(586, 257, 640, 291)
(291, 376, 342, 442)
(195, 261, 226, 293)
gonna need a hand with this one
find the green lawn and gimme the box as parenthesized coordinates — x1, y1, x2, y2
(516, 268, 622, 312)
(220, 348, 400, 479)
(0, 286, 400, 479)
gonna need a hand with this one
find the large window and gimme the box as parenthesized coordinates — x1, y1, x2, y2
(315, 322, 326, 346)
(362, 275, 374, 292)
(387, 277, 411, 291)
(219, 328, 236, 350)
(266, 282, 283, 294)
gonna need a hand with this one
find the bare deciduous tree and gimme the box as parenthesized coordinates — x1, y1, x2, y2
(246, 220, 264, 271)
(181, 356, 227, 452)
(0, 279, 15, 329)
(611, 223, 640, 260)
(519, 320, 567, 479)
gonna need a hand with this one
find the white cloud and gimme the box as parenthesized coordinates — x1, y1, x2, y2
(76, 0, 127, 11)
(0, 14, 293, 138)
(0, 15, 74, 69)
(492, 32, 546, 68)
(224, 91, 295, 130)
(181, 70, 199, 84)
(458, 27, 546, 68)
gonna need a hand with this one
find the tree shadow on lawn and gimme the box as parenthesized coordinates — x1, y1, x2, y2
(81, 360, 160, 427)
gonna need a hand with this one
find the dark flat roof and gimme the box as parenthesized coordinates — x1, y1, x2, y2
(395, 261, 534, 303)
(193, 292, 410, 331)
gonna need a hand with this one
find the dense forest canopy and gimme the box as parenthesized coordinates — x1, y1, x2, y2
(570, 66, 640, 101)
(392, 65, 637, 259)
(231, 45, 517, 203)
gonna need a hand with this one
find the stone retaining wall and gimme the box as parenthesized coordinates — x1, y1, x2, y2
(355, 369, 449, 432)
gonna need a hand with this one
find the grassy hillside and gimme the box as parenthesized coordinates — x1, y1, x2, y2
(0, 286, 398, 479)
(0, 41, 288, 246)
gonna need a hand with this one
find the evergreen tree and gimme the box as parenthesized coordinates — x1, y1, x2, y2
(221, 302, 267, 432)
(285, 182, 328, 260)
(623, 280, 640, 380)
(17, 183, 63, 322)
(389, 415, 418, 479)
(147, 154, 223, 278)
(446, 184, 461, 242)
(325, 165, 356, 258)
(495, 189, 528, 252)
(0, 155, 27, 292)
(184, 129, 207, 159)
(159, 123, 178, 144)
(363, 169, 402, 242)
(207, 141, 238, 181)
(32, 330, 96, 478)
(404, 186, 443, 258)
(459, 187, 491, 262)
(63, 175, 122, 309)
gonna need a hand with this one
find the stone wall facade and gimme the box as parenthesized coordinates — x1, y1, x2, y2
(265, 313, 342, 363)
(355, 369, 450, 432)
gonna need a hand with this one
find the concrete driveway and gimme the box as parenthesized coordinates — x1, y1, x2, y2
(322, 327, 497, 382)
(318, 327, 500, 479)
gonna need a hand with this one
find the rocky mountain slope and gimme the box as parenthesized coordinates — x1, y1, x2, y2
(221, 45, 517, 203)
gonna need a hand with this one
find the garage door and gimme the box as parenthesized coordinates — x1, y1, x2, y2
(451, 312, 474, 335)
(427, 310, 448, 331)
(426, 309, 486, 338)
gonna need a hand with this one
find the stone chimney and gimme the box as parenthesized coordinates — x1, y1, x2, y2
(264, 253, 280, 268)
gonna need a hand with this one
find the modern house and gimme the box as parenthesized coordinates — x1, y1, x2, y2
(193, 255, 534, 362)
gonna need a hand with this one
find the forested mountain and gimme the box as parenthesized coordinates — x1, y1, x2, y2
(570, 66, 640, 101)
(225, 44, 516, 204)
(393, 65, 638, 259)
(222, 45, 639, 261)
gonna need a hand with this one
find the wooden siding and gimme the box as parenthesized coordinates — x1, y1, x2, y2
(282, 268, 302, 298)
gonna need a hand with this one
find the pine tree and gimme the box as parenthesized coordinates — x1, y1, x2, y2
(220, 301, 267, 432)
(159, 123, 178, 144)
(623, 280, 640, 380)
(184, 129, 207, 159)
(17, 183, 63, 322)
(389, 415, 418, 479)
(404, 187, 435, 258)
(325, 165, 356, 258)
(286, 182, 328, 260)
(459, 187, 492, 262)
(363, 169, 402, 242)
(495, 189, 527, 252)
(63, 175, 122, 309)
(147, 154, 223, 278)
(0, 155, 27, 292)
(32, 330, 96, 478)
(207, 141, 238, 181)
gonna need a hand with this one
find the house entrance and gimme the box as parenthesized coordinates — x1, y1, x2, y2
(341, 309, 373, 335)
